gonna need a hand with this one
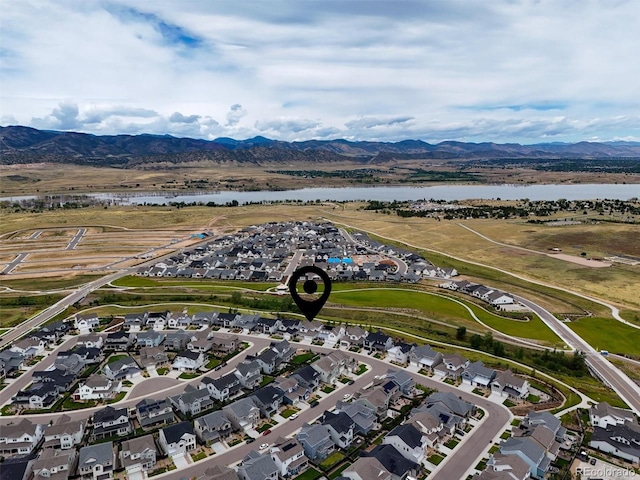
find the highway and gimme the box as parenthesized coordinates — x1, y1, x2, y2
(515, 294, 640, 416)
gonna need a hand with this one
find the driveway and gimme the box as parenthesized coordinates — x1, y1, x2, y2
(171, 452, 190, 469)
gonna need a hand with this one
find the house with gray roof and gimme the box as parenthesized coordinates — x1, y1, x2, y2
(461, 360, 496, 387)
(163, 330, 191, 351)
(33, 447, 76, 480)
(75, 313, 100, 332)
(92, 406, 131, 440)
(255, 348, 280, 375)
(297, 423, 335, 462)
(43, 414, 86, 450)
(195, 410, 234, 445)
(269, 437, 308, 478)
(119, 434, 157, 477)
(103, 356, 140, 381)
(211, 334, 239, 355)
(159, 422, 196, 456)
(0, 419, 44, 457)
(223, 397, 261, 430)
(321, 410, 356, 449)
(201, 372, 241, 402)
(426, 392, 475, 418)
(203, 465, 240, 480)
(383, 424, 427, 464)
(234, 360, 263, 389)
(136, 398, 175, 429)
(343, 457, 391, 480)
(105, 330, 133, 351)
(522, 411, 566, 442)
(335, 399, 378, 434)
(589, 402, 635, 429)
(590, 422, 640, 464)
(500, 436, 550, 480)
(386, 369, 415, 396)
(77, 442, 114, 480)
(481, 453, 530, 480)
(138, 346, 169, 369)
(170, 385, 214, 416)
(434, 353, 469, 379)
(491, 370, 530, 399)
(136, 331, 165, 348)
(291, 365, 321, 390)
(250, 386, 283, 417)
(172, 350, 205, 372)
(367, 444, 419, 480)
(237, 451, 279, 480)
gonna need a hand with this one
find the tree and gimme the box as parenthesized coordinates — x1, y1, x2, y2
(483, 332, 494, 349)
(456, 326, 467, 340)
(492, 341, 506, 357)
(230, 291, 242, 304)
(470, 334, 483, 349)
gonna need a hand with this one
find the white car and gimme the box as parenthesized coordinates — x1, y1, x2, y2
(260, 443, 269, 450)
(289, 413, 298, 420)
(343, 393, 352, 400)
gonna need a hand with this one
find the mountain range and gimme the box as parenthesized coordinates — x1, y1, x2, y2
(2, 125, 640, 167)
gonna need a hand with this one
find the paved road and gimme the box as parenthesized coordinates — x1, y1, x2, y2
(0, 332, 511, 480)
(1, 252, 29, 274)
(515, 294, 640, 416)
(29, 231, 42, 240)
(283, 249, 304, 283)
(66, 228, 86, 250)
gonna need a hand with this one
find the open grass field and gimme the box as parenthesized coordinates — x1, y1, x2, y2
(0, 275, 104, 291)
(566, 317, 640, 357)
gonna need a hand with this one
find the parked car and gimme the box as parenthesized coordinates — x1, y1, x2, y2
(262, 429, 272, 436)
(260, 443, 269, 450)
(289, 413, 298, 420)
(246, 438, 255, 444)
(310, 400, 320, 408)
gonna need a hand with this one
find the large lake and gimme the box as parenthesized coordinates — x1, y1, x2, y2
(2, 183, 639, 205)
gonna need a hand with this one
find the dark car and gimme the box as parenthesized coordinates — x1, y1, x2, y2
(310, 400, 320, 408)
(246, 438, 255, 444)
(262, 429, 272, 436)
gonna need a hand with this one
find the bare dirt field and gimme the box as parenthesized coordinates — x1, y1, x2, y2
(546, 253, 612, 267)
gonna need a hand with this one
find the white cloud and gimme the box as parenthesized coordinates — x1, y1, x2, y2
(1, 0, 639, 143)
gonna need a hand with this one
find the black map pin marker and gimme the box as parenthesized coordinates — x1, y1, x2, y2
(288, 265, 332, 321)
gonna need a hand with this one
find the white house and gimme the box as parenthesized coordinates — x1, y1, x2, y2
(589, 402, 635, 429)
(77, 375, 122, 401)
(491, 370, 530, 399)
(382, 424, 427, 464)
(0, 419, 44, 457)
(159, 422, 197, 456)
(74, 313, 100, 333)
(172, 350, 205, 372)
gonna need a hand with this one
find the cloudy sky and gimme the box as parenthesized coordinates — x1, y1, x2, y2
(2, 0, 639, 143)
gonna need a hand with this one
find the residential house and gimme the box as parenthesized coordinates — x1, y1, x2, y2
(77, 442, 114, 480)
(342, 457, 391, 480)
(487, 291, 514, 306)
(0, 349, 25, 376)
(316, 324, 345, 344)
(145, 311, 168, 331)
(409, 345, 442, 371)
(311, 351, 357, 385)
(13, 382, 61, 410)
(0, 419, 44, 457)
(406, 410, 445, 448)
(340, 326, 368, 349)
(386, 343, 414, 365)
(386, 369, 415, 396)
(383, 424, 427, 464)
(167, 311, 192, 329)
(203, 465, 240, 480)
(255, 348, 280, 375)
(250, 386, 283, 417)
(426, 392, 475, 418)
(237, 451, 279, 480)
(201, 373, 241, 402)
(10, 337, 46, 358)
(589, 402, 635, 429)
(211, 334, 239, 355)
(357, 385, 393, 415)
(194, 411, 234, 445)
(172, 350, 205, 372)
(192, 311, 219, 328)
(434, 353, 469, 379)
(32, 447, 76, 480)
(119, 435, 157, 477)
(273, 376, 310, 405)
(480, 453, 530, 480)
(138, 347, 170, 369)
(136, 331, 165, 348)
(104, 330, 133, 352)
(270, 340, 294, 363)
(491, 370, 530, 399)
(103, 356, 141, 381)
(135, 398, 175, 430)
(53, 353, 85, 377)
(74, 313, 100, 333)
(297, 423, 335, 462)
(159, 422, 197, 456)
(589, 422, 640, 464)
(164, 331, 191, 351)
(363, 331, 394, 352)
(223, 398, 261, 430)
(77, 334, 104, 350)
(92, 406, 131, 440)
(321, 410, 356, 449)
(291, 365, 321, 391)
(522, 411, 567, 442)
(461, 361, 497, 388)
(335, 399, 378, 435)
(123, 312, 146, 331)
(42, 414, 86, 450)
(254, 317, 282, 335)
(170, 385, 214, 417)
(235, 360, 264, 390)
(77, 375, 121, 401)
(269, 437, 308, 478)
(500, 436, 551, 479)
(367, 444, 419, 480)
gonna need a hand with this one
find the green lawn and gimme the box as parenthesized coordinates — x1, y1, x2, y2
(444, 438, 460, 449)
(281, 408, 299, 418)
(178, 372, 200, 379)
(157, 367, 168, 375)
(318, 452, 345, 470)
(503, 399, 516, 408)
(331, 288, 562, 345)
(192, 452, 207, 462)
(428, 454, 445, 465)
(257, 423, 273, 433)
(355, 364, 367, 375)
(567, 317, 640, 356)
(293, 468, 322, 480)
(322, 386, 335, 394)
(205, 358, 221, 369)
(107, 354, 130, 364)
(291, 352, 315, 365)
(107, 392, 126, 404)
